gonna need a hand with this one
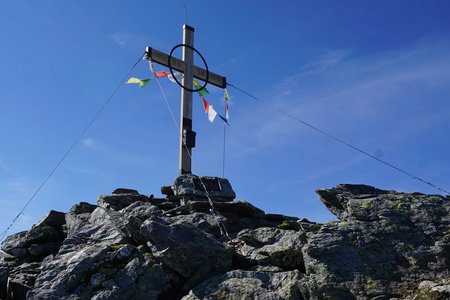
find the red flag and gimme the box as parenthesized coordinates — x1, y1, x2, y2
(225, 102, 229, 120)
(156, 71, 170, 78)
(202, 97, 209, 113)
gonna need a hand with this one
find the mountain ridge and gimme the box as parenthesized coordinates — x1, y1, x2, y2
(1, 178, 449, 299)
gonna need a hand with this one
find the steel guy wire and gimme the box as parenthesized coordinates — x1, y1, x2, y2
(228, 82, 450, 196)
(0, 54, 145, 242)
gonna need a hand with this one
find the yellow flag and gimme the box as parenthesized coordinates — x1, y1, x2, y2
(127, 77, 142, 84)
(127, 77, 152, 88)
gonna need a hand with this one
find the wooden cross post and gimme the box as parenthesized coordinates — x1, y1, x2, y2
(145, 25, 227, 175)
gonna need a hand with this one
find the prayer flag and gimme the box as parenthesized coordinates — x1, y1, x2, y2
(127, 77, 152, 88)
(127, 77, 141, 84)
(156, 71, 170, 78)
(208, 105, 217, 122)
(225, 102, 229, 120)
(219, 115, 230, 126)
(201, 97, 217, 122)
(224, 88, 230, 101)
(168, 72, 184, 83)
(202, 97, 209, 113)
(193, 79, 209, 96)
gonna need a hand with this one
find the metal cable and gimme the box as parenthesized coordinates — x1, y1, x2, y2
(0, 54, 145, 242)
(228, 82, 450, 196)
(222, 126, 226, 178)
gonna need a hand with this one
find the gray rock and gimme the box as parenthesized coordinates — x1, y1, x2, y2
(124, 216, 147, 245)
(169, 212, 224, 237)
(10, 247, 29, 259)
(189, 200, 265, 218)
(161, 185, 174, 196)
(413, 280, 450, 299)
(1, 226, 62, 257)
(151, 201, 177, 211)
(164, 200, 270, 237)
(251, 265, 285, 272)
(233, 227, 306, 271)
(116, 244, 134, 259)
(1, 184, 449, 300)
(266, 213, 300, 223)
(120, 201, 162, 220)
(1, 231, 28, 255)
(112, 188, 139, 195)
(140, 216, 232, 289)
(28, 242, 62, 257)
(65, 202, 98, 236)
(7, 278, 30, 300)
(69, 202, 97, 215)
(91, 287, 120, 300)
(172, 174, 236, 202)
(300, 185, 450, 299)
(6, 262, 41, 300)
(32, 210, 66, 231)
(0, 259, 8, 299)
(316, 184, 389, 220)
(107, 252, 178, 300)
(182, 269, 303, 300)
(89, 272, 104, 288)
(27, 207, 128, 299)
(97, 194, 149, 211)
(26, 226, 61, 245)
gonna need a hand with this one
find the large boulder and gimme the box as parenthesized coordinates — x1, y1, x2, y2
(32, 210, 66, 232)
(172, 174, 236, 202)
(1, 226, 63, 259)
(140, 216, 233, 290)
(301, 184, 450, 299)
(28, 207, 130, 299)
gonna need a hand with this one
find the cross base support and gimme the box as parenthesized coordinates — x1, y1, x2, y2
(161, 174, 236, 203)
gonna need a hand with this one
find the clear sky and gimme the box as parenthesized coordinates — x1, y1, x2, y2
(1, 1, 449, 239)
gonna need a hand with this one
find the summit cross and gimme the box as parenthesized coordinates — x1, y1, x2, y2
(145, 24, 227, 175)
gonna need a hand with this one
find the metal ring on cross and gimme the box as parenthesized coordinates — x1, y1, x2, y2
(168, 44, 209, 93)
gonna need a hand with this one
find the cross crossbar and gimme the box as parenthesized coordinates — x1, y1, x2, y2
(145, 47, 227, 88)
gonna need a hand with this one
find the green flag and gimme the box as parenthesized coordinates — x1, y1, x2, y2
(127, 77, 152, 88)
(193, 79, 209, 96)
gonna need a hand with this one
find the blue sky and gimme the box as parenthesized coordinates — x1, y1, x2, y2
(1, 1, 450, 239)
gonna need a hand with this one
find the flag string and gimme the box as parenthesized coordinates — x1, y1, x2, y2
(129, 70, 229, 125)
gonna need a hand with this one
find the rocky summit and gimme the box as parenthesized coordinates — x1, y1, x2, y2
(1, 177, 450, 299)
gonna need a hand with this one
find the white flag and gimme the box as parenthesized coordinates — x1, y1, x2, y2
(207, 105, 218, 122)
(168, 72, 184, 83)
